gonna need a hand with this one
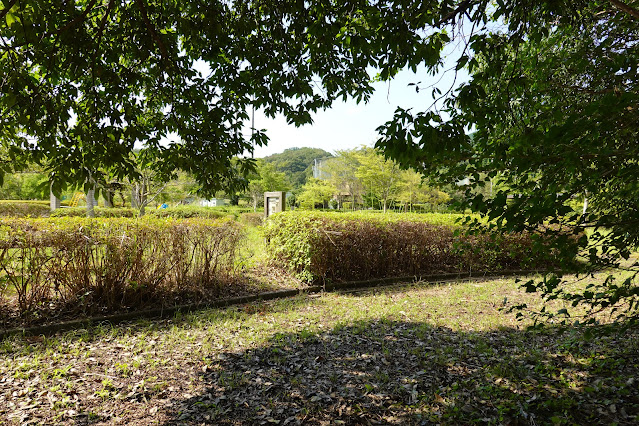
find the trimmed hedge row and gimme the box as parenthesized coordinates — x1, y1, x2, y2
(263, 212, 556, 283)
(49, 206, 233, 219)
(19, 205, 250, 219)
(50, 207, 138, 218)
(0, 201, 51, 217)
(149, 205, 232, 219)
(0, 217, 244, 324)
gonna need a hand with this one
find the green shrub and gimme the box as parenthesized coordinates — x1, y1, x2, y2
(239, 212, 264, 227)
(0, 217, 244, 323)
(50, 207, 138, 218)
(148, 205, 232, 219)
(0, 201, 51, 217)
(263, 211, 558, 283)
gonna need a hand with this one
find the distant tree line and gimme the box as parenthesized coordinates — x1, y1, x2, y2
(243, 146, 457, 212)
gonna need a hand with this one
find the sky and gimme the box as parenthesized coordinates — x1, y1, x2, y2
(246, 63, 468, 159)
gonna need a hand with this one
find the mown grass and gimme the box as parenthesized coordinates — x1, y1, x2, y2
(0, 273, 637, 425)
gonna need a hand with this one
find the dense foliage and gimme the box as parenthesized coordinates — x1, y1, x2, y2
(0, 172, 49, 200)
(0, 0, 432, 196)
(297, 147, 452, 211)
(2, 0, 636, 322)
(373, 1, 639, 324)
(0, 217, 243, 323)
(263, 212, 560, 283)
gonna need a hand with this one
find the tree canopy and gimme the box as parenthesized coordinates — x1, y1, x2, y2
(0, 0, 430, 196)
(375, 0, 639, 323)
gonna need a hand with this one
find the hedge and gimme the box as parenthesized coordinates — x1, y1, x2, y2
(49, 206, 239, 219)
(148, 205, 233, 219)
(0, 201, 51, 217)
(49, 207, 138, 218)
(0, 217, 244, 324)
(263, 211, 558, 283)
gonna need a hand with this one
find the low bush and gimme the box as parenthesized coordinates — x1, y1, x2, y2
(239, 212, 264, 227)
(0, 217, 244, 324)
(0, 201, 51, 217)
(263, 211, 559, 283)
(148, 205, 232, 219)
(49, 207, 138, 218)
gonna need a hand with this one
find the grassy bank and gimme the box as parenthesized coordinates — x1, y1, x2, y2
(0, 274, 636, 425)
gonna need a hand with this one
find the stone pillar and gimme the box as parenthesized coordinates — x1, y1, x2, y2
(264, 191, 286, 218)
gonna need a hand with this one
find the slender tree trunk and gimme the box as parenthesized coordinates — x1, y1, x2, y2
(49, 183, 60, 212)
(131, 181, 147, 216)
(86, 187, 97, 218)
(104, 189, 114, 208)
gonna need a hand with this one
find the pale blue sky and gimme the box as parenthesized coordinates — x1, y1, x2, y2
(247, 63, 468, 158)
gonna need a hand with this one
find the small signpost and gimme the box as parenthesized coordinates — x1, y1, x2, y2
(264, 191, 285, 218)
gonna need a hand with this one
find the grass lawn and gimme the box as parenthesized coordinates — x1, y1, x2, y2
(0, 274, 637, 425)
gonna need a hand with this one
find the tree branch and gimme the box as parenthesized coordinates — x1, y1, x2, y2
(436, 0, 473, 27)
(608, 0, 639, 20)
(92, 0, 115, 83)
(0, 0, 18, 23)
(134, 0, 171, 66)
(57, 0, 99, 34)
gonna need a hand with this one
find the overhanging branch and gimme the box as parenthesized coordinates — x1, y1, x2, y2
(134, 0, 171, 67)
(57, 0, 99, 34)
(436, 0, 474, 27)
(0, 0, 18, 23)
(609, 0, 639, 20)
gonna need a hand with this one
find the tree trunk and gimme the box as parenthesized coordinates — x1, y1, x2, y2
(49, 183, 60, 212)
(104, 189, 114, 208)
(86, 187, 97, 218)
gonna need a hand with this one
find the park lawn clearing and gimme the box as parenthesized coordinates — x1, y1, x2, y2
(0, 274, 637, 425)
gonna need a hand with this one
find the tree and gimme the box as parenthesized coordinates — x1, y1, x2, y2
(245, 161, 289, 212)
(3, 0, 637, 322)
(395, 169, 450, 212)
(375, 1, 639, 324)
(0, 0, 429, 197)
(323, 149, 363, 210)
(354, 147, 401, 213)
(297, 178, 336, 209)
(0, 172, 49, 200)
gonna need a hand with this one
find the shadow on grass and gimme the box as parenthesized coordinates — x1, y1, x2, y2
(165, 320, 639, 425)
(18, 294, 329, 346)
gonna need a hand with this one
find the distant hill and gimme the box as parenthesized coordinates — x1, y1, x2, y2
(261, 147, 332, 189)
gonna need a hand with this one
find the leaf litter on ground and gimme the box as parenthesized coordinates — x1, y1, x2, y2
(0, 275, 637, 425)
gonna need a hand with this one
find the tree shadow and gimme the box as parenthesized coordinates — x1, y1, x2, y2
(4, 294, 328, 345)
(164, 319, 639, 425)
